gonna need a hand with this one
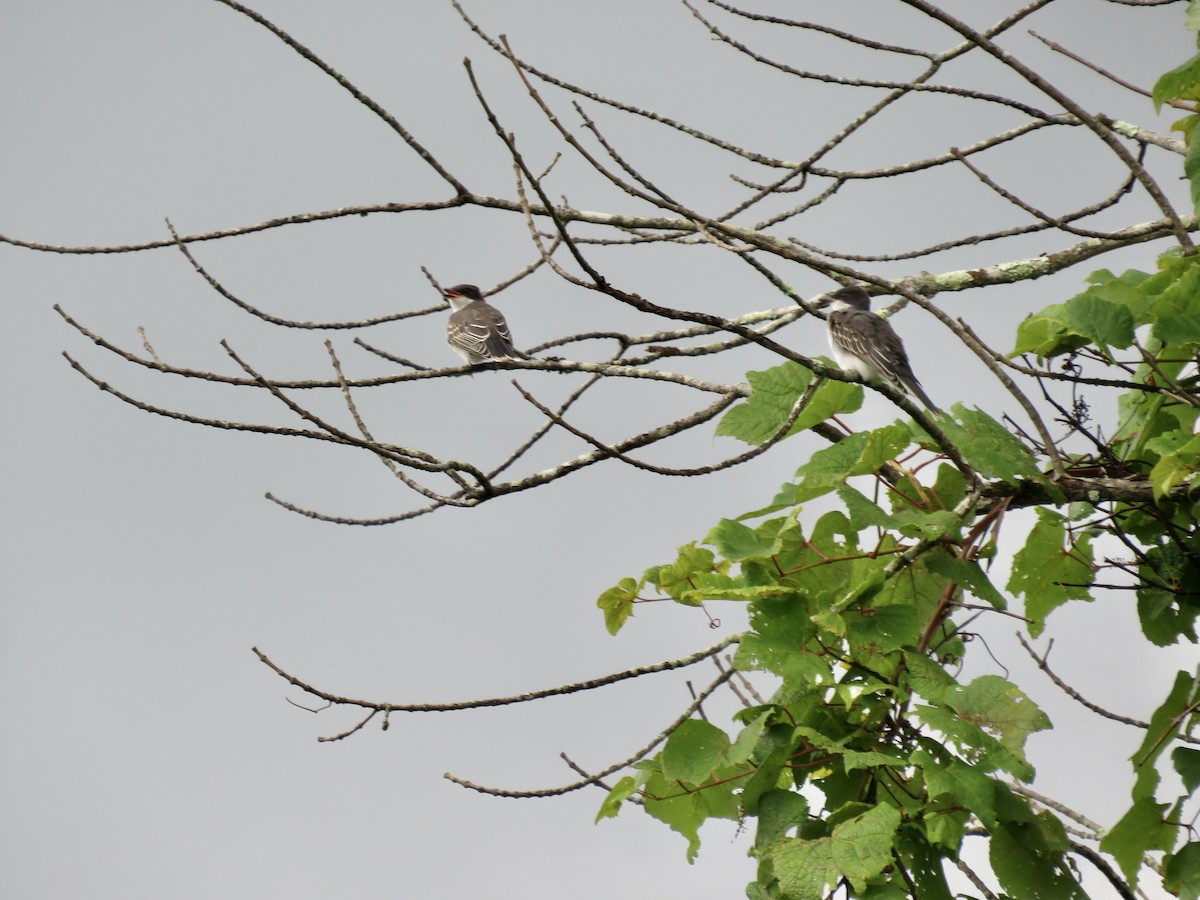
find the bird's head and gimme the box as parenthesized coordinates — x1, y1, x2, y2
(815, 285, 873, 313)
(443, 284, 484, 311)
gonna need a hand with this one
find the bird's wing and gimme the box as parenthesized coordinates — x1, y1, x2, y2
(447, 304, 523, 360)
(831, 310, 938, 411)
(479, 305, 523, 359)
(830, 311, 897, 380)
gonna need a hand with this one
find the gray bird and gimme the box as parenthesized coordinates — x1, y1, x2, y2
(816, 285, 939, 413)
(443, 284, 527, 365)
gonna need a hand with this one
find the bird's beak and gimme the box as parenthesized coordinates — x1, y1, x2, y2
(809, 291, 833, 311)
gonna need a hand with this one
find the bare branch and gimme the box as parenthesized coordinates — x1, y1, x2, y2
(512, 380, 743, 472)
(707, 0, 936, 59)
(1009, 783, 1103, 838)
(252, 635, 741, 715)
(1068, 842, 1138, 900)
(209, 0, 468, 194)
(954, 860, 1001, 900)
(443, 667, 737, 798)
(948, 147, 1137, 242)
(1030, 29, 1196, 110)
(165, 219, 448, 330)
(900, 0, 1194, 251)
(1018, 634, 1200, 745)
(318, 710, 380, 744)
(450, 0, 797, 169)
(686, 1, 1057, 121)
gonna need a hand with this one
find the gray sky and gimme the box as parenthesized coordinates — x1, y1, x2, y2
(3, 2, 1197, 898)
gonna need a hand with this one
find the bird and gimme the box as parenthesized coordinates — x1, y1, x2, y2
(815, 285, 939, 413)
(443, 284, 527, 365)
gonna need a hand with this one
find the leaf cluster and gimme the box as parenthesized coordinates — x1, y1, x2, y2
(596, 260, 1200, 895)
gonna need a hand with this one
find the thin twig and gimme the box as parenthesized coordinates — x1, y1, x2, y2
(1017, 634, 1200, 745)
(253, 635, 741, 715)
(443, 668, 736, 798)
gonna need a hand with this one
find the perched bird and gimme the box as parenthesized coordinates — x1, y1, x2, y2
(443, 284, 527, 365)
(816, 285, 939, 413)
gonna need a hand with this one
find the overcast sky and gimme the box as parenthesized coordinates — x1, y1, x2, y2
(4, 2, 1198, 898)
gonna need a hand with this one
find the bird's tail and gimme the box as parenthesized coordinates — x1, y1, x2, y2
(486, 336, 529, 360)
(909, 380, 940, 415)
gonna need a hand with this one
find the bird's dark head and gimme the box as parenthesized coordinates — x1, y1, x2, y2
(816, 285, 872, 313)
(443, 284, 484, 303)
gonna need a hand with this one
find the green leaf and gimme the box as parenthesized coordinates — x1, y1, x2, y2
(837, 483, 897, 531)
(913, 677, 1048, 782)
(1174, 747, 1200, 795)
(596, 576, 639, 635)
(706, 518, 773, 562)
(1091, 267, 1157, 325)
(788, 434, 871, 501)
(1011, 268, 1164, 358)
(736, 596, 830, 684)
(802, 377, 867, 429)
(913, 750, 998, 828)
(662, 719, 732, 785)
(1006, 508, 1094, 636)
(740, 724, 798, 815)
(1146, 429, 1193, 461)
(889, 509, 962, 541)
(725, 713, 769, 767)
(769, 836, 839, 898)
(642, 786, 704, 862)
(682, 583, 793, 603)
(1153, 313, 1200, 348)
(1130, 669, 1200, 802)
(716, 361, 861, 445)
(1139, 540, 1200, 645)
(902, 651, 957, 704)
(595, 775, 638, 822)
(993, 781, 1037, 825)
(1060, 293, 1135, 353)
(943, 675, 1051, 763)
(1139, 583, 1200, 646)
(858, 423, 918, 473)
(857, 882, 909, 900)
(1187, 117, 1200, 217)
(915, 704, 1031, 780)
(990, 817, 1084, 900)
(753, 789, 810, 851)
(1166, 841, 1200, 900)
(830, 804, 901, 889)
(860, 562, 955, 654)
(811, 426, 909, 481)
(716, 362, 810, 445)
(650, 542, 727, 601)
(937, 406, 1046, 484)
(1100, 796, 1175, 885)
(642, 766, 739, 862)
(760, 424, 913, 513)
(1153, 53, 1200, 111)
(922, 550, 1007, 610)
(894, 834, 955, 900)
(1150, 433, 1200, 501)
(920, 803, 968, 854)
(768, 811, 902, 900)
(1150, 254, 1200, 319)
(790, 725, 907, 774)
(845, 602, 922, 655)
(1010, 304, 1086, 358)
